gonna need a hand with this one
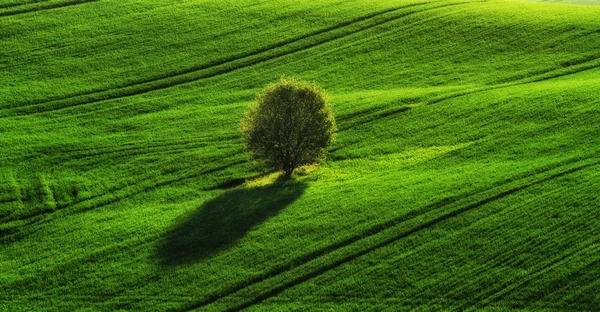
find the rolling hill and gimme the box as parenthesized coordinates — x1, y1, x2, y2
(1, 0, 599, 310)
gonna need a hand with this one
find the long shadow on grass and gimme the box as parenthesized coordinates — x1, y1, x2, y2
(157, 177, 306, 266)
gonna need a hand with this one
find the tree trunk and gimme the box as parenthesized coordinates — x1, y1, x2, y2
(283, 167, 294, 177)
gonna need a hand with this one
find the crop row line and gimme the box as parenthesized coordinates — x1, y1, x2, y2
(183, 152, 600, 311)
(222, 161, 600, 311)
(426, 186, 599, 309)
(2, 2, 426, 109)
(0, 154, 245, 243)
(0, 0, 98, 17)
(427, 52, 600, 105)
(465, 238, 600, 311)
(0, 1, 476, 117)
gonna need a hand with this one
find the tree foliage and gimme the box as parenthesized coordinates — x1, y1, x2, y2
(241, 77, 336, 176)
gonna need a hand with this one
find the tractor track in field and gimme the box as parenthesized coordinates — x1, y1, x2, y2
(0, 0, 98, 17)
(337, 106, 412, 132)
(0, 233, 161, 298)
(180, 153, 600, 311)
(535, 258, 600, 304)
(48, 141, 222, 165)
(2, 134, 240, 164)
(0, 2, 426, 109)
(427, 52, 600, 105)
(224, 161, 600, 312)
(0, 0, 49, 9)
(0, 1, 478, 117)
(464, 238, 600, 311)
(0, 156, 246, 244)
(425, 188, 600, 308)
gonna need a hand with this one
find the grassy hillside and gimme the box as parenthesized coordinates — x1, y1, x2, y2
(1, 0, 599, 310)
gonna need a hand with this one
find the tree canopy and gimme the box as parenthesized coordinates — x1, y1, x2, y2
(241, 77, 336, 176)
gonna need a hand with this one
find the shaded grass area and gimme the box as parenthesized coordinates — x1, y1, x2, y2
(158, 177, 306, 266)
(1, 0, 600, 311)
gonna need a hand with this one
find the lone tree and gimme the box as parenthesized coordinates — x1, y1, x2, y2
(241, 77, 336, 176)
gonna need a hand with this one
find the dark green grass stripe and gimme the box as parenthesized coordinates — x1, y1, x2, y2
(183, 153, 600, 311)
(0, 1, 477, 117)
(2, 134, 241, 166)
(507, 248, 600, 308)
(0, 0, 98, 17)
(49, 141, 216, 165)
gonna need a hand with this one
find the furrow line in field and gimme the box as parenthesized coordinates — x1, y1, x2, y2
(3, 134, 240, 164)
(427, 52, 600, 105)
(0, 0, 98, 17)
(49, 141, 215, 164)
(464, 238, 600, 311)
(218, 160, 600, 312)
(429, 193, 599, 308)
(555, 271, 600, 307)
(0, 233, 159, 297)
(533, 258, 600, 307)
(0, 156, 245, 242)
(2, 2, 428, 110)
(337, 106, 412, 132)
(0, 0, 50, 9)
(183, 154, 600, 311)
(0, 1, 475, 117)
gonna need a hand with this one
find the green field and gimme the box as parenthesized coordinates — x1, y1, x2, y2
(1, 0, 600, 310)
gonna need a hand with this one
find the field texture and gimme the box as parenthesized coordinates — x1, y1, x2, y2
(1, 0, 600, 310)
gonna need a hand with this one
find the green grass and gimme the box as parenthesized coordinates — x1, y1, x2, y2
(1, 0, 599, 310)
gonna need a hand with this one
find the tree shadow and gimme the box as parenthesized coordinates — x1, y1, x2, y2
(156, 176, 306, 266)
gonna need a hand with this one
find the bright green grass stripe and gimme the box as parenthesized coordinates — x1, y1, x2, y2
(2, 0, 596, 119)
(2, 0, 395, 106)
(214, 0, 600, 94)
(0, 1, 478, 117)
(194, 155, 600, 311)
(0, 106, 243, 160)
